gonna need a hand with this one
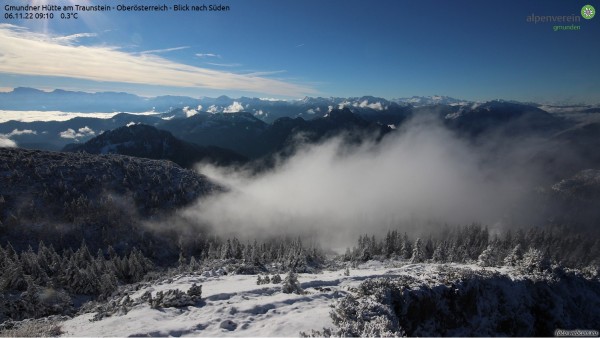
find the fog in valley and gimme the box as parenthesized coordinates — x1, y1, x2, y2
(175, 115, 558, 248)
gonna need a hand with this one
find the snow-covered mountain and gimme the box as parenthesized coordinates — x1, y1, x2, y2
(394, 95, 470, 106)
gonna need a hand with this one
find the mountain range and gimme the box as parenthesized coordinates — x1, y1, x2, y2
(63, 124, 247, 168)
(0, 87, 447, 123)
(1, 89, 600, 257)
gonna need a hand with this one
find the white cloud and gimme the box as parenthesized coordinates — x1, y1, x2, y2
(196, 53, 221, 58)
(338, 101, 352, 109)
(53, 33, 97, 43)
(78, 126, 95, 135)
(224, 101, 244, 113)
(141, 46, 189, 54)
(205, 62, 242, 68)
(0, 110, 160, 123)
(356, 100, 385, 110)
(2, 129, 37, 137)
(183, 106, 198, 117)
(59, 126, 96, 139)
(59, 129, 76, 138)
(244, 70, 286, 77)
(0, 136, 16, 147)
(126, 121, 137, 127)
(0, 24, 316, 97)
(206, 105, 220, 114)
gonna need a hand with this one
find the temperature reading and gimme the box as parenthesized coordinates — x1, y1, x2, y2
(61, 12, 78, 19)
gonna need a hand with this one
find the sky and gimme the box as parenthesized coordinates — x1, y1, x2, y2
(0, 0, 599, 103)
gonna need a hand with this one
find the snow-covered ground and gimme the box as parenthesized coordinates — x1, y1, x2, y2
(60, 262, 508, 337)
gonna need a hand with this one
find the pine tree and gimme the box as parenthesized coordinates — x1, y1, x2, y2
(189, 256, 200, 272)
(410, 238, 425, 263)
(178, 251, 187, 269)
(424, 236, 435, 260)
(221, 239, 234, 260)
(432, 241, 447, 263)
(504, 244, 523, 267)
(477, 243, 500, 267)
(520, 248, 550, 273)
(401, 233, 412, 259)
(384, 230, 396, 258)
(281, 270, 303, 294)
(22, 276, 41, 318)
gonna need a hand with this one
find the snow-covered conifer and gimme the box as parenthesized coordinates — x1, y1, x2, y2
(504, 244, 523, 267)
(410, 238, 425, 263)
(282, 270, 304, 294)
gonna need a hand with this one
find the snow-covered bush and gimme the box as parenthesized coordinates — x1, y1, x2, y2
(187, 283, 202, 300)
(281, 271, 304, 294)
(317, 267, 600, 336)
(271, 274, 282, 284)
(150, 288, 200, 309)
(0, 316, 65, 337)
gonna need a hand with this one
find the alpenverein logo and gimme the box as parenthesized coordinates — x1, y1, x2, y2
(581, 5, 595, 19)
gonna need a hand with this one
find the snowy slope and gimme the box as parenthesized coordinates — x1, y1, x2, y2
(60, 262, 508, 337)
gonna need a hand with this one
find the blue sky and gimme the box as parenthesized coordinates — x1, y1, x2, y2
(0, 0, 599, 103)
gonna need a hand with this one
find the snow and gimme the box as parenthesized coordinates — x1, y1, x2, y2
(59, 262, 515, 337)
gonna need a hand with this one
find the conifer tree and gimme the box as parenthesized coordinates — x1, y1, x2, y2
(282, 270, 303, 294)
(411, 238, 425, 263)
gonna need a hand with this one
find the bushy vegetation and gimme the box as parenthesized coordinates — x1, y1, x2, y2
(305, 266, 600, 337)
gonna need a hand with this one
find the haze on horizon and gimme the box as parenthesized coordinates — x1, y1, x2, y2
(0, 0, 599, 104)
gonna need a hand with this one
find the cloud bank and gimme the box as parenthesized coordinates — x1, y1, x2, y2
(178, 116, 549, 247)
(0, 137, 16, 148)
(0, 110, 160, 123)
(0, 24, 315, 97)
